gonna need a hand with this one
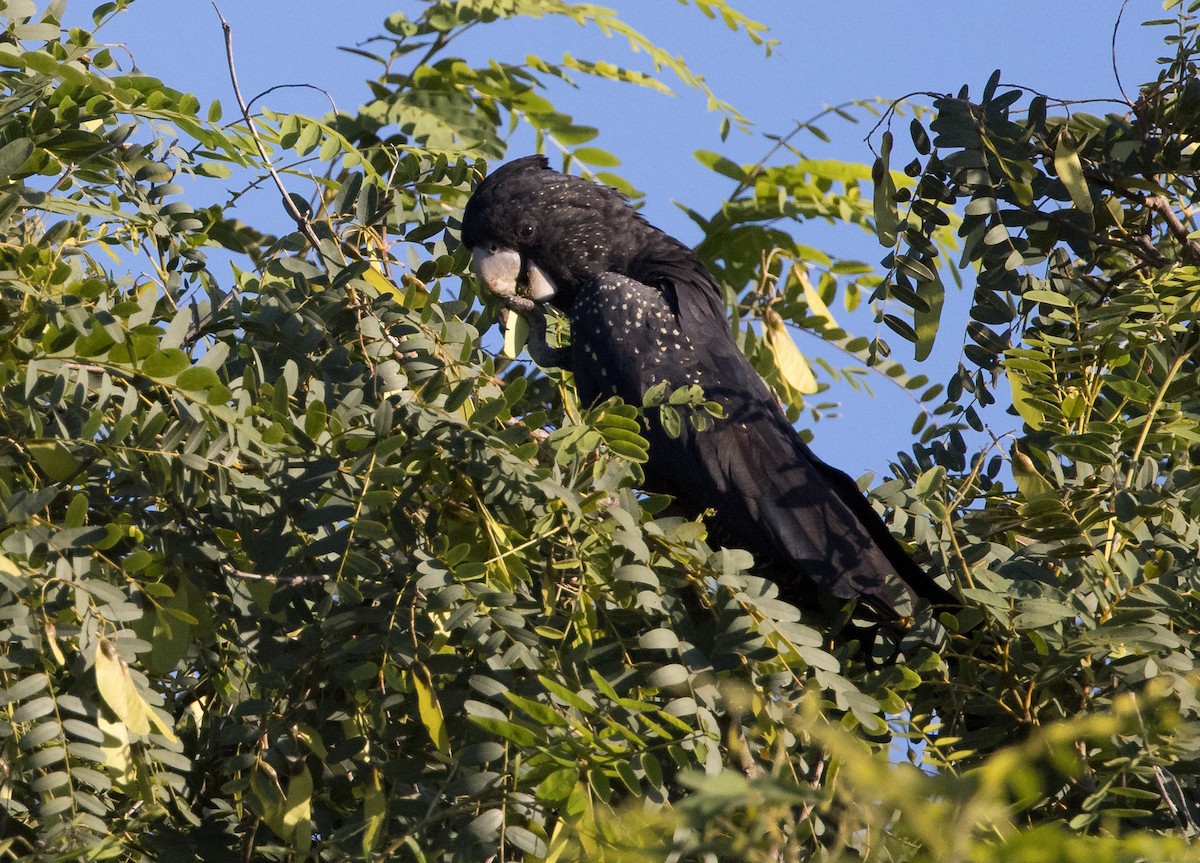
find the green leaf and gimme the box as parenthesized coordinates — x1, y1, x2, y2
(913, 269, 944, 361)
(1006, 368, 1045, 430)
(639, 629, 680, 650)
(538, 676, 595, 713)
(0, 138, 33, 177)
(914, 466, 945, 497)
(1023, 289, 1072, 307)
(872, 132, 899, 247)
(27, 441, 80, 482)
(469, 715, 538, 747)
(1053, 131, 1093, 213)
(362, 769, 386, 856)
(194, 161, 232, 178)
(695, 149, 745, 182)
(505, 692, 567, 727)
(281, 766, 313, 840)
(535, 766, 579, 803)
(573, 147, 620, 167)
(1, 673, 48, 705)
(175, 366, 220, 392)
(411, 666, 451, 756)
(1011, 443, 1055, 499)
(645, 664, 688, 688)
(659, 403, 681, 438)
(141, 348, 190, 378)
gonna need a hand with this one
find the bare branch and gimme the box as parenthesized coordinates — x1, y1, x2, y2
(1112, 0, 1135, 107)
(211, 3, 322, 251)
(221, 563, 332, 588)
(1145, 194, 1200, 264)
(246, 82, 338, 117)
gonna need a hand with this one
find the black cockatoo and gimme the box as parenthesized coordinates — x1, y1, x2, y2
(462, 155, 958, 622)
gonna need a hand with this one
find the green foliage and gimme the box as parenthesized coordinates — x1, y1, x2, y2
(1, 0, 1199, 861)
(689, 101, 955, 428)
(601, 684, 1199, 862)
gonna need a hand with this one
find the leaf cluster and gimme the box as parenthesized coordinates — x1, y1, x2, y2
(3, 1, 1200, 861)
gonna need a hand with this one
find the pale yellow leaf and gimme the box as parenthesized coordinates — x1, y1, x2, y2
(146, 704, 178, 743)
(763, 308, 818, 403)
(503, 311, 529, 359)
(0, 554, 19, 579)
(97, 714, 135, 785)
(543, 819, 572, 863)
(793, 264, 838, 329)
(362, 768, 386, 856)
(411, 665, 451, 755)
(1006, 367, 1044, 430)
(42, 615, 66, 666)
(282, 765, 313, 840)
(1012, 443, 1055, 500)
(1053, 131, 1093, 214)
(361, 266, 403, 301)
(94, 639, 178, 743)
(95, 639, 151, 736)
(253, 768, 286, 834)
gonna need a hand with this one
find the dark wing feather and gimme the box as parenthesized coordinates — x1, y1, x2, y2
(570, 268, 955, 619)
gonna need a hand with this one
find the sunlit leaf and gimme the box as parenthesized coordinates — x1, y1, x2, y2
(94, 639, 175, 742)
(763, 307, 817, 403)
(411, 666, 451, 756)
(27, 441, 80, 482)
(503, 311, 529, 359)
(1053, 130, 1093, 214)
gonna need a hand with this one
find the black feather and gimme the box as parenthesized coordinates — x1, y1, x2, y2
(463, 156, 959, 621)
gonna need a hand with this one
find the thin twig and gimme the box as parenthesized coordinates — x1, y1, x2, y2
(65, 362, 107, 375)
(1090, 174, 1200, 266)
(1132, 696, 1199, 839)
(1144, 194, 1200, 263)
(222, 564, 332, 588)
(211, 3, 321, 250)
(730, 100, 886, 201)
(1152, 765, 1199, 838)
(246, 82, 338, 117)
(186, 5, 329, 348)
(1112, 0, 1135, 107)
(203, 4, 423, 374)
(409, 30, 450, 76)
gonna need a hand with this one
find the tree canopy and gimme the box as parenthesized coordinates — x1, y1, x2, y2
(1, 1, 1199, 861)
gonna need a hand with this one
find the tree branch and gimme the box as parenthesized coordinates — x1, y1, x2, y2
(212, 3, 322, 251)
(1144, 194, 1200, 264)
(222, 563, 332, 588)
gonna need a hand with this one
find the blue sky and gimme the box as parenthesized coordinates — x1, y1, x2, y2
(86, 1, 1166, 474)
